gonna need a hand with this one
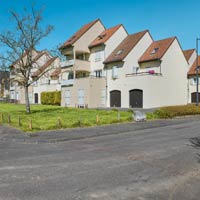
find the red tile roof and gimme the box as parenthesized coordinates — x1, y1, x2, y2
(183, 49, 195, 62)
(188, 56, 200, 76)
(104, 30, 148, 64)
(32, 57, 57, 78)
(89, 24, 122, 48)
(51, 67, 61, 77)
(60, 19, 100, 49)
(138, 37, 176, 63)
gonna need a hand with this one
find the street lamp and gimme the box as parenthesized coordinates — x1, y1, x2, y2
(196, 38, 200, 106)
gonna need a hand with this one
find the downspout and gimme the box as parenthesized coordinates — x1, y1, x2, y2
(73, 48, 76, 80)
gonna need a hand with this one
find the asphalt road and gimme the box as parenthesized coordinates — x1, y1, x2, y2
(0, 118, 200, 200)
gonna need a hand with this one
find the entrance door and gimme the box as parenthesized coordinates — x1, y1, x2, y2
(34, 93, 38, 104)
(191, 92, 200, 103)
(129, 89, 143, 108)
(110, 90, 121, 107)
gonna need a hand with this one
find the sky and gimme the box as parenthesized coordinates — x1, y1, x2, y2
(1, 0, 200, 52)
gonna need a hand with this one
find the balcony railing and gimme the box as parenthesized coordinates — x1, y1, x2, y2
(60, 60, 75, 68)
(61, 79, 75, 86)
(61, 59, 91, 72)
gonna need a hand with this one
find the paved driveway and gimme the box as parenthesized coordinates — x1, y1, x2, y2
(0, 118, 200, 199)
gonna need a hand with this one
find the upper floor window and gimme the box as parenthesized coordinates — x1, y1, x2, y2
(95, 50, 104, 62)
(95, 70, 102, 78)
(112, 66, 118, 79)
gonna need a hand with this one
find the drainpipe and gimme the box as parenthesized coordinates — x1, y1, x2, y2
(73, 48, 76, 80)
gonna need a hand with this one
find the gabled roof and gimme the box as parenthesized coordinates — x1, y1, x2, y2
(138, 37, 176, 63)
(183, 49, 196, 62)
(51, 67, 61, 78)
(89, 24, 122, 48)
(104, 30, 148, 64)
(11, 50, 46, 68)
(33, 51, 47, 62)
(188, 56, 200, 76)
(32, 57, 57, 78)
(60, 19, 100, 49)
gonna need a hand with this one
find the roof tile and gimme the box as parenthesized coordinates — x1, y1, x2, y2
(104, 30, 148, 64)
(60, 19, 99, 49)
(32, 57, 57, 78)
(138, 37, 176, 63)
(89, 24, 122, 48)
(183, 49, 195, 62)
(188, 56, 200, 76)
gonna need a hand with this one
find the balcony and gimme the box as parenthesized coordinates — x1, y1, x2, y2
(10, 86, 15, 91)
(61, 59, 91, 72)
(61, 79, 75, 86)
(60, 60, 75, 68)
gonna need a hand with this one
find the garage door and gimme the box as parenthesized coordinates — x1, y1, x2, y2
(129, 89, 143, 108)
(110, 90, 121, 107)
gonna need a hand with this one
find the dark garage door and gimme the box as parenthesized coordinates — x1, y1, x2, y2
(191, 92, 200, 103)
(129, 89, 143, 108)
(110, 90, 121, 107)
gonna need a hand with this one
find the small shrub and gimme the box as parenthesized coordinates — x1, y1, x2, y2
(41, 91, 61, 106)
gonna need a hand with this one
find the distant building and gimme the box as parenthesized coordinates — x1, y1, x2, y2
(0, 71, 10, 97)
(10, 50, 61, 104)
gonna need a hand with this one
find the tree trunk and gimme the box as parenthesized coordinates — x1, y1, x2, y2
(24, 86, 31, 113)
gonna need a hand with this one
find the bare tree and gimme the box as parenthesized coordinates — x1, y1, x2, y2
(0, 6, 54, 113)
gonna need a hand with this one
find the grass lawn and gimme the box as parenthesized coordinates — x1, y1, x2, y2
(0, 104, 133, 132)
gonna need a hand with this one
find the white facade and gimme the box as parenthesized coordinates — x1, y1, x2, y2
(105, 36, 189, 108)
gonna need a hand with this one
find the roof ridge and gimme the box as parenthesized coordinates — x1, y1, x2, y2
(104, 30, 148, 64)
(88, 24, 122, 48)
(60, 19, 101, 49)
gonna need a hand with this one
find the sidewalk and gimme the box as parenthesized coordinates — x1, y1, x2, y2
(0, 116, 200, 143)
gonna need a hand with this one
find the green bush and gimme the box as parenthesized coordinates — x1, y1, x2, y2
(41, 91, 61, 106)
(153, 104, 200, 119)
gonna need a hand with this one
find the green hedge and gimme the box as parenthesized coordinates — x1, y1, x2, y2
(153, 104, 200, 119)
(41, 91, 61, 106)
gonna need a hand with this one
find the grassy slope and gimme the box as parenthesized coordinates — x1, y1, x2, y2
(0, 104, 132, 132)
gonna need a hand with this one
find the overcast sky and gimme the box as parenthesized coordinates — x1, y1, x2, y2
(0, 0, 200, 51)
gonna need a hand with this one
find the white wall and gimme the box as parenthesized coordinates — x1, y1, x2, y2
(74, 21, 105, 53)
(106, 36, 189, 108)
(89, 25, 128, 73)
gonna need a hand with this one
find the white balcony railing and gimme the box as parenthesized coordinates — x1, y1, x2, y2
(61, 79, 75, 86)
(61, 59, 91, 72)
(60, 60, 75, 68)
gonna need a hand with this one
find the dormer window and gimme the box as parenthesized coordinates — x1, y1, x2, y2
(98, 34, 106, 40)
(151, 48, 159, 55)
(115, 49, 124, 56)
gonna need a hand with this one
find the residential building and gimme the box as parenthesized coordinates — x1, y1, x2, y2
(0, 71, 10, 98)
(10, 50, 60, 104)
(185, 49, 200, 103)
(60, 19, 128, 107)
(104, 35, 189, 108)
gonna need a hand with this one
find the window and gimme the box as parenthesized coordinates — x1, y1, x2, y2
(132, 66, 139, 74)
(150, 48, 159, 55)
(190, 77, 200, 85)
(95, 50, 104, 62)
(65, 90, 70, 106)
(101, 89, 106, 106)
(95, 70, 102, 78)
(112, 66, 118, 79)
(68, 72, 74, 80)
(115, 49, 124, 56)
